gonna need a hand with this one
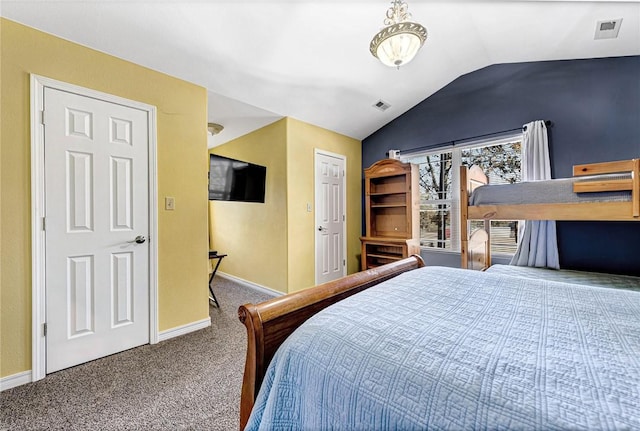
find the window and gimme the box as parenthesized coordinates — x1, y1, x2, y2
(402, 135, 522, 255)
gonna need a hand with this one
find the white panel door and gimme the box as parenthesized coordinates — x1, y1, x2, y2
(315, 151, 346, 285)
(44, 87, 150, 373)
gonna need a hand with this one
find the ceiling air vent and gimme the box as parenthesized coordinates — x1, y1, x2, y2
(594, 18, 622, 40)
(373, 100, 391, 112)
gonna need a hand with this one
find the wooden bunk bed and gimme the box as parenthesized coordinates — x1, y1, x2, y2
(460, 158, 640, 269)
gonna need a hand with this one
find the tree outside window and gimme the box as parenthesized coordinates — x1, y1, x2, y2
(405, 139, 522, 254)
(416, 153, 452, 249)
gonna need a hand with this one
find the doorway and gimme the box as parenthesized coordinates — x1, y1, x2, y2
(31, 75, 158, 379)
(314, 150, 346, 285)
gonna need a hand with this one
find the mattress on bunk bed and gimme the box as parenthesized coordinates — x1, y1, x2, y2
(486, 264, 640, 291)
(246, 266, 640, 431)
(469, 173, 631, 206)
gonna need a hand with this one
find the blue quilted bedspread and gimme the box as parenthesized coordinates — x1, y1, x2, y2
(246, 266, 640, 430)
(486, 264, 640, 291)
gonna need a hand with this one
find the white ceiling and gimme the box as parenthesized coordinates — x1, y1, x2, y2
(2, 1, 639, 147)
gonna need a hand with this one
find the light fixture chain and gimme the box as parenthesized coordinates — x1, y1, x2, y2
(384, 0, 412, 26)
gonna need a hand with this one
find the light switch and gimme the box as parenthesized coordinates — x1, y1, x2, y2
(165, 197, 175, 210)
(307, 203, 312, 212)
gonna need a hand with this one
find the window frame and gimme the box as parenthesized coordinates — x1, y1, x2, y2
(400, 133, 522, 256)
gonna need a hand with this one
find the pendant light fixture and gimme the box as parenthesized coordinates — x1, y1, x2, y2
(370, 0, 427, 68)
(207, 123, 224, 136)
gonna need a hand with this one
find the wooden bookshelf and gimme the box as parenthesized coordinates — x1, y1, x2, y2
(361, 159, 420, 269)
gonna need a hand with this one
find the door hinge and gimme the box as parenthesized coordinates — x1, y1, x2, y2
(43, 323, 47, 336)
(343, 259, 346, 266)
(40, 110, 46, 125)
(42, 217, 46, 231)
(343, 214, 345, 221)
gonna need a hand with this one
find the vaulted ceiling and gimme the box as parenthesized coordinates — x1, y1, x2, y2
(2, 1, 639, 147)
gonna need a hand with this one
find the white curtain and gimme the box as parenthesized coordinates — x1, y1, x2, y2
(510, 120, 560, 269)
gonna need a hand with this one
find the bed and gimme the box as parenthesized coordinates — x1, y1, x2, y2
(460, 158, 640, 269)
(237, 256, 425, 429)
(238, 256, 640, 430)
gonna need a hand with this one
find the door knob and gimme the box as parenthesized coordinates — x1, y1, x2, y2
(128, 235, 146, 244)
(318, 226, 327, 232)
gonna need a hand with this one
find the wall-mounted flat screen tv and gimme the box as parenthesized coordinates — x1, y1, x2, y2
(209, 154, 266, 203)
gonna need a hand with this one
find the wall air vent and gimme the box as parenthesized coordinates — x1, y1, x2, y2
(373, 100, 391, 112)
(594, 18, 622, 40)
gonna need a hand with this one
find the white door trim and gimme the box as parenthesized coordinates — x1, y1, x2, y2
(30, 75, 159, 382)
(314, 149, 347, 285)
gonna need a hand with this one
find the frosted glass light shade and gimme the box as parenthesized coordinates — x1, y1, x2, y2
(370, 21, 427, 68)
(207, 122, 224, 135)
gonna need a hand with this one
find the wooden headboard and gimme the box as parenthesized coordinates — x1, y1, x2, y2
(467, 228, 490, 271)
(460, 164, 490, 269)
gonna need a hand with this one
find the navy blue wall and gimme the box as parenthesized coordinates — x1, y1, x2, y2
(362, 56, 640, 276)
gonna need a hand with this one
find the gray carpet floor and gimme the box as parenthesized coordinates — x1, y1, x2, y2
(0, 276, 274, 431)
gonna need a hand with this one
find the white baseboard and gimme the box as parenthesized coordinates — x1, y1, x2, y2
(216, 271, 283, 297)
(0, 370, 32, 392)
(158, 317, 211, 342)
(1, 319, 211, 391)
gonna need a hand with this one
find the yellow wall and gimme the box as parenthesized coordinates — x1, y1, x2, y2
(209, 117, 361, 294)
(0, 19, 210, 378)
(286, 118, 362, 292)
(209, 120, 289, 293)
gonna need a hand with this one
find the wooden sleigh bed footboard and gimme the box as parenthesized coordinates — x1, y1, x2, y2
(237, 254, 425, 430)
